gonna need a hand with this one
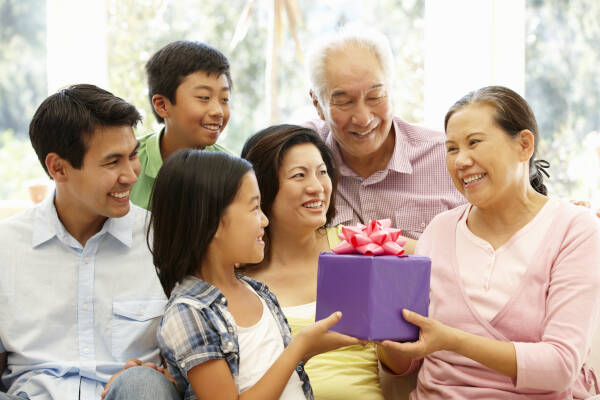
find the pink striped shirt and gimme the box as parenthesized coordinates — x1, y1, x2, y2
(306, 117, 465, 239)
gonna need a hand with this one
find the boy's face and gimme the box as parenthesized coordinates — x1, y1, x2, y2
(164, 71, 230, 149)
(59, 125, 140, 223)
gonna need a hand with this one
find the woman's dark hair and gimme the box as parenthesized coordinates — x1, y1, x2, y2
(241, 124, 338, 263)
(444, 85, 549, 195)
(147, 149, 252, 296)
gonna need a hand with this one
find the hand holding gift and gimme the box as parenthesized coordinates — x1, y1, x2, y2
(316, 219, 431, 341)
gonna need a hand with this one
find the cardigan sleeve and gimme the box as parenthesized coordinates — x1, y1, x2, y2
(514, 210, 600, 391)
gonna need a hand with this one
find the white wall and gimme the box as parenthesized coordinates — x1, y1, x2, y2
(424, 0, 525, 131)
(46, 0, 108, 93)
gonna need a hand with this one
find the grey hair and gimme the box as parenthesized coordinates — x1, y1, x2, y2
(307, 26, 395, 111)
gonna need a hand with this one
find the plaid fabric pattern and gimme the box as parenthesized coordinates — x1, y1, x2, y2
(157, 275, 313, 400)
(307, 117, 466, 239)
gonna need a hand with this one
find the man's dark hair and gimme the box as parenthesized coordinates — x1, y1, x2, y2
(29, 84, 141, 177)
(145, 40, 232, 123)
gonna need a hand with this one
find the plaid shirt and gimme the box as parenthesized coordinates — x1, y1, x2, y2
(157, 275, 313, 400)
(307, 117, 466, 239)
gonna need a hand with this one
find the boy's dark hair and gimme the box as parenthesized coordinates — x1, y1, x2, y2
(241, 124, 339, 264)
(145, 40, 232, 123)
(29, 84, 141, 177)
(148, 150, 252, 297)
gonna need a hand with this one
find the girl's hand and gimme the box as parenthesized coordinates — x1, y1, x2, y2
(294, 311, 365, 362)
(380, 309, 457, 360)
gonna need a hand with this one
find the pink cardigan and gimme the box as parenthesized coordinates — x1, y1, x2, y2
(411, 201, 600, 399)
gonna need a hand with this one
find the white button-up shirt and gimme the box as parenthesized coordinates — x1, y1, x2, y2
(0, 194, 166, 400)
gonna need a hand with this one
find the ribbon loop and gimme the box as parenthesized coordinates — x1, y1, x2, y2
(332, 219, 406, 256)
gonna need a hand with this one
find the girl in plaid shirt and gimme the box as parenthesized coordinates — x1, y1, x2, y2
(148, 150, 361, 400)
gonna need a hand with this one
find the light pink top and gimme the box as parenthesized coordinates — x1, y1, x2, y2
(411, 200, 600, 399)
(456, 198, 559, 321)
(306, 117, 465, 239)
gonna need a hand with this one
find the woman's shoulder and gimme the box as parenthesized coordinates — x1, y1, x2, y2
(549, 198, 600, 241)
(421, 204, 469, 235)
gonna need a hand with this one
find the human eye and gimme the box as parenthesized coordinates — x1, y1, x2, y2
(446, 145, 458, 153)
(291, 172, 305, 179)
(469, 139, 481, 146)
(196, 96, 210, 101)
(331, 96, 352, 107)
(319, 168, 328, 176)
(366, 89, 386, 101)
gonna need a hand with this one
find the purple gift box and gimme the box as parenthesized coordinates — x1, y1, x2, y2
(315, 252, 431, 341)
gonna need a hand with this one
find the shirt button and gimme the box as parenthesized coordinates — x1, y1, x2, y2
(420, 222, 426, 228)
(139, 309, 145, 315)
(83, 348, 89, 354)
(83, 257, 90, 263)
(221, 297, 226, 304)
(82, 303, 88, 311)
(223, 341, 234, 352)
(227, 327, 234, 333)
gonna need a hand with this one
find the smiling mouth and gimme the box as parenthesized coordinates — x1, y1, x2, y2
(349, 127, 375, 137)
(303, 200, 325, 209)
(202, 123, 222, 132)
(462, 173, 486, 185)
(109, 190, 129, 199)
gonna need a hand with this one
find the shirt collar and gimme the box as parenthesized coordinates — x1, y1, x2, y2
(171, 275, 267, 307)
(32, 190, 134, 248)
(387, 118, 413, 174)
(325, 118, 413, 177)
(172, 275, 223, 307)
(144, 128, 165, 179)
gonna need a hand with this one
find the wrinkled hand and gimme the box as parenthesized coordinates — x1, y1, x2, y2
(380, 309, 457, 360)
(295, 311, 366, 362)
(101, 358, 172, 398)
(570, 200, 600, 218)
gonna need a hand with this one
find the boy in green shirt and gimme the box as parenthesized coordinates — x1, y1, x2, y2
(131, 41, 232, 209)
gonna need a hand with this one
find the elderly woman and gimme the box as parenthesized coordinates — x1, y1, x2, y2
(241, 124, 385, 399)
(379, 86, 600, 399)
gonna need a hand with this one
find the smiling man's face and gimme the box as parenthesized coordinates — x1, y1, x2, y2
(318, 44, 394, 162)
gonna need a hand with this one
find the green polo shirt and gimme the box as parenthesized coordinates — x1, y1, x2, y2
(131, 129, 232, 210)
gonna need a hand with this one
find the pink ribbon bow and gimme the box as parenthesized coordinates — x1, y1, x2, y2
(331, 219, 407, 256)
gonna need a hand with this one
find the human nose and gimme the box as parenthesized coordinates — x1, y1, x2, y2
(453, 149, 473, 169)
(351, 100, 373, 127)
(119, 159, 139, 185)
(208, 98, 224, 118)
(306, 173, 325, 194)
(260, 209, 269, 228)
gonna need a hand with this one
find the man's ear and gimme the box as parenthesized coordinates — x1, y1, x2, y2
(310, 90, 326, 121)
(45, 153, 69, 182)
(517, 129, 535, 162)
(151, 94, 171, 120)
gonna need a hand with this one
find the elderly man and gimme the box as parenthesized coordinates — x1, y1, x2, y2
(305, 28, 464, 253)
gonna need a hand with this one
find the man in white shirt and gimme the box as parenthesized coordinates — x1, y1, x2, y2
(0, 84, 179, 400)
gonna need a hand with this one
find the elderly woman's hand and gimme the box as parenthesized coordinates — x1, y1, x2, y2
(380, 309, 518, 379)
(379, 309, 458, 360)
